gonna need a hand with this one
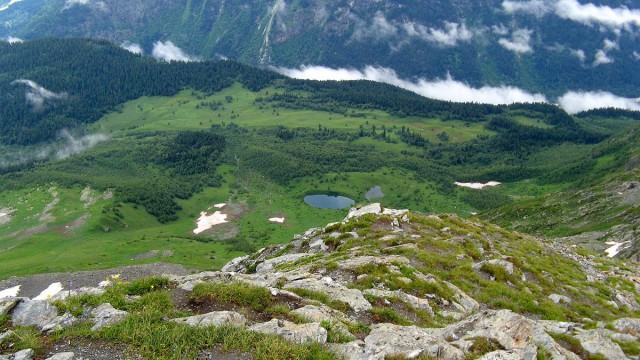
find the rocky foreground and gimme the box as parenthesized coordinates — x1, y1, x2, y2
(1, 204, 640, 359)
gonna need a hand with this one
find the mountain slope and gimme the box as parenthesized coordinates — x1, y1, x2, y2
(1, 0, 640, 97)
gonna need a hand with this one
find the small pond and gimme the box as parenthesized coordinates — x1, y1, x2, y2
(304, 194, 355, 209)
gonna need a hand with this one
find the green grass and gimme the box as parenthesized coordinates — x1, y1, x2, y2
(190, 281, 272, 311)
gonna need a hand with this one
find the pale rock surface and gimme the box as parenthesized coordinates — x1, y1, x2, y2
(221, 255, 249, 272)
(364, 323, 465, 360)
(44, 353, 75, 360)
(441, 310, 580, 360)
(445, 281, 480, 314)
(171, 311, 246, 328)
(0, 298, 18, 316)
(345, 203, 382, 220)
(575, 329, 627, 359)
(249, 319, 327, 344)
(284, 277, 371, 312)
(90, 303, 129, 331)
(363, 289, 433, 315)
(548, 294, 572, 304)
(255, 253, 310, 273)
(472, 259, 515, 275)
(41, 312, 78, 333)
(0, 330, 12, 342)
(0, 286, 20, 299)
(612, 291, 640, 311)
(612, 317, 640, 335)
(11, 299, 58, 330)
(0, 349, 34, 360)
(290, 304, 348, 323)
(477, 349, 527, 360)
(337, 256, 410, 271)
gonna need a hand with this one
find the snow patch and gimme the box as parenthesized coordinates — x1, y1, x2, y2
(214, 203, 226, 209)
(0, 285, 20, 299)
(454, 181, 502, 189)
(605, 241, 631, 258)
(33, 282, 63, 300)
(0, 0, 26, 12)
(269, 217, 286, 223)
(194, 211, 228, 234)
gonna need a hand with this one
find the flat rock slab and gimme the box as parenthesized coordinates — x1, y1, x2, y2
(284, 277, 371, 312)
(255, 254, 310, 273)
(11, 299, 58, 329)
(90, 303, 129, 331)
(575, 329, 627, 360)
(0, 349, 34, 360)
(171, 311, 246, 328)
(45, 353, 75, 360)
(249, 319, 327, 344)
(364, 323, 465, 360)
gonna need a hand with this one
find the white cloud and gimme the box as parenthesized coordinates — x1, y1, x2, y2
(276, 65, 547, 105)
(502, 0, 551, 17)
(499, 28, 534, 54)
(558, 91, 640, 114)
(353, 12, 474, 47)
(120, 42, 143, 55)
(11, 79, 68, 111)
(570, 49, 586, 62)
(492, 24, 510, 36)
(151, 41, 195, 62)
(633, 51, 640, 60)
(603, 38, 618, 51)
(64, 0, 90, 9)
(593, 50, 613, 66)
(352, 11, 398, 41)
(403, 21, 473, 47)
(2, 36, 23, 43)
(56, 130, 110, 159)
(0, 0, 26, 12)
(503, 0, 640, 31)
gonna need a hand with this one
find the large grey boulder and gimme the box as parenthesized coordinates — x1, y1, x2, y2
(548, 294, 572, 304)
(364, 323, 465, 360)
(90, 303, 129, 331)
(345, 203, 383, 220)
(612, 291, 640, 311)
(171, 311, 246, 328)
(284, 277, 371, 312)
(441, 310, 580, 360)
(472, 259, 515, 276)
(11, 299, 58, 330)
(0, 349, 34, 360)
(249, 319, 327, 344)
(221, 255, 250, 272)
(44, 353, 75, 360)
(445, 281, 480, 314)
(477, 349, 528, 360)
(290, 304, 349, 324)
(363, 289, 433, 315)
(612, 317, 640, 336)
(0, 298, 18, 316)
(255, 253, 310, 273)
(575, 329, 627, 359)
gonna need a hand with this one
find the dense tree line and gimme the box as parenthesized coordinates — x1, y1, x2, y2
(575, 108, 640, 120)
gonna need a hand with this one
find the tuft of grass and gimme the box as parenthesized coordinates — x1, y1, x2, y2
(264, 303, 291, 316)
(0, 326, 43, 355)
(479, 263, 513, 283)
(126, 276, 170, 295)
(287, 288, 350, 312)
(190, 281, 272, 311)
(320, 321, 354, 343)
(0, 314, 9, 330)
(468, 337, 504, 358)
(615, 339, 640, 356)
(369, 307, 412, 326)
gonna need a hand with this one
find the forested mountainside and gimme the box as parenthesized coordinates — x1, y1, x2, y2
(1, 0, 640, 97)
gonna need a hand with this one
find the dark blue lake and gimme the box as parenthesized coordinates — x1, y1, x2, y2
(304, 194, 355, 209)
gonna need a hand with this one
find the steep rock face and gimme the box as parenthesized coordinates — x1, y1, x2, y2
(2, 0, 640, 96)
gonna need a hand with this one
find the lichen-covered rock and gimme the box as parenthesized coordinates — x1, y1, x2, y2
(612, 317, 640, 336)
(345, 203, 383, 220)
(575, 329, 627, 359)
(11, 299, 58, 330)
(221, 255, 250, 272)
(477, 349, 530, 360)
(290, 304, 348, 323)
(445, 281, 480, 314)
(0, 298, 18, 316)
(256, 253, 310, 273)
(284, 277, 371, 312)
(364, 323, 465, 360)
(44, 353, 75, 360)
(363, 289, 433, 315)
(0, 349, 34, 360)
(90, 303, 129, 331)
(548, 294, 572, 304)
(41, 312, 78, 333)
(612, 291, 640, 311)
(171, 311, 246, 328)
(249, 319, 327, 344)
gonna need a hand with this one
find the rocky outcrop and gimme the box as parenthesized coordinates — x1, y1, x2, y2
(171, 311, 246, 328)
(575, 329, 627, 359)
(363, 289, 433, 315)
(90, 303, 129, 331)
(612, 317, 640, 335)
(363, 323, 464, 360)
(11, 299, 58, 330)
(283, 277, 371, 312)
(0, 349, 34, 360)
(255, 253, 310, 273)
(249, 319, 327, 344)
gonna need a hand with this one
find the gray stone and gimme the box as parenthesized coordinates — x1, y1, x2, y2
(472, 259, 515, 276)
(249, 319, 327, 344)
(329, 341, 375, 360)
(548, 294, 572, 304)
(171, 311, 246, 328)
(345, 203, 383, 220)
(612, 317, 640, 335)
(45, 353, 75, 360)
(90, 303, 129, 331)
(11, 299, 58, 330)
(364, 323, 465, 360)
(0, 298, 18, 316)
(221, 255, 250, 272)
(41, 312, 78, 333)
(612, 291, 640, 311)
(0, 330, 12, 342)
(0, 349, 34, 360)
(445, 281, 480, 314)
(363, 289, 433, 315)
(284, 277, 371, 312)
(575, 329, 627, 360)
(290, 304, 348, 324)
(256, 253, 310, 273)
(477, 349, 528, 360)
